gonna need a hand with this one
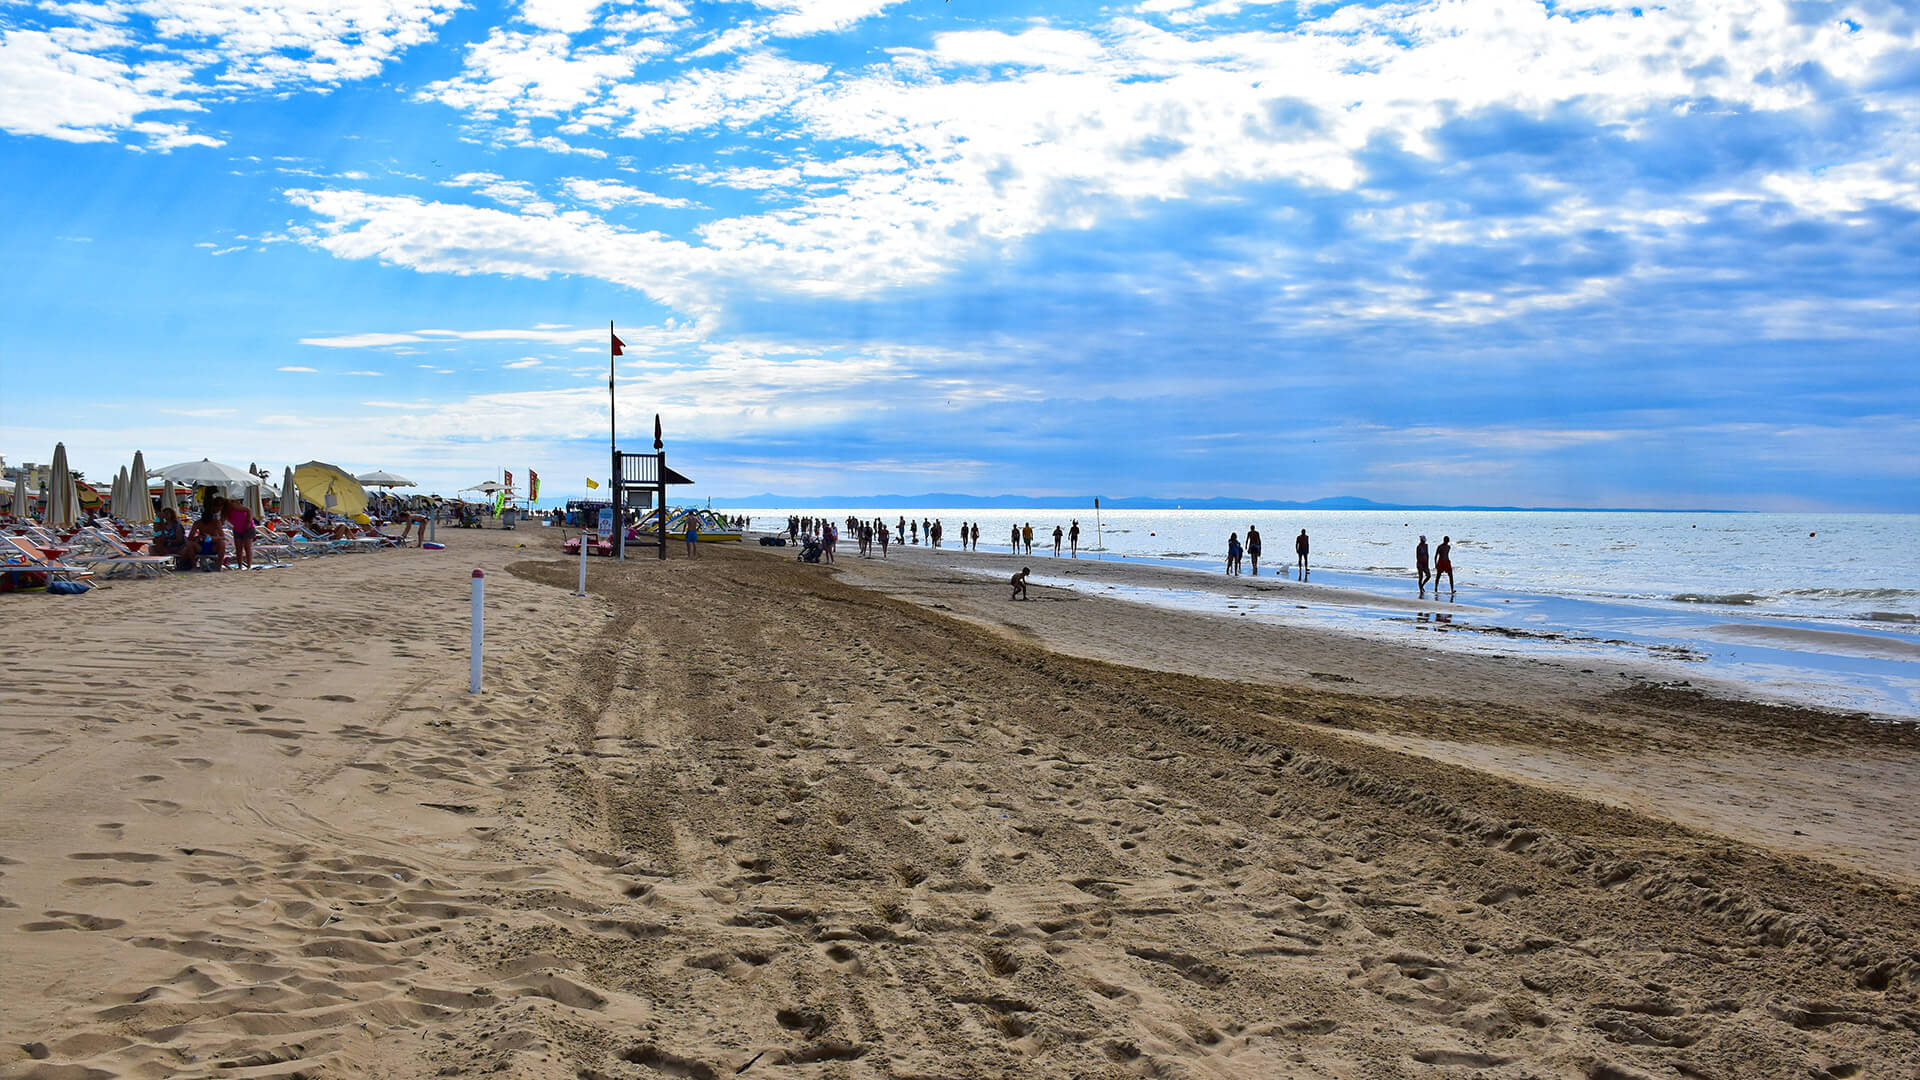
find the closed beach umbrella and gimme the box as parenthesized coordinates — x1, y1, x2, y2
(48, 443, 80, 529)
(280, 467, 299, 516)
(292, 461, 368, 517)
(9, 468, 25, 519)
(127, 451, 155, 524)
(244, 476, 267, 521)
(108, 468, 124, 519)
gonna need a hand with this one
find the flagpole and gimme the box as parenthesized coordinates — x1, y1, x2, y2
(611, 320, 623, 560)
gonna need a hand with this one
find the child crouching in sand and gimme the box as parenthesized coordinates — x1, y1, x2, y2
(1010, 567, 1030, 600)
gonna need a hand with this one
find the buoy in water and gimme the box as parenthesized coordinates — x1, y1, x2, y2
(1810, 531, 1816, 537)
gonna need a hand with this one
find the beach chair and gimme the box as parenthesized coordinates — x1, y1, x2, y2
(2, 536, 96, 589)
(68, 528, 174, 579)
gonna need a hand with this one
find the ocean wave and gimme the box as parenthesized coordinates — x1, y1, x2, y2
(1860, 611, 1920, 624)
(1785, 587, 1919, 600)
(1670, 593, 1770, 606)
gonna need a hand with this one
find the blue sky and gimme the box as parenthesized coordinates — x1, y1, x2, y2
(2, 0, 1915, 510)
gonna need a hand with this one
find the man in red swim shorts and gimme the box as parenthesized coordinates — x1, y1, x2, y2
(1434, 535, 1454, 599)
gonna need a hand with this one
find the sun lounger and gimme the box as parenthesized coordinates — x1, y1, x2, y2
(68, 528, 174, 579)
(3, 536, 96, 588)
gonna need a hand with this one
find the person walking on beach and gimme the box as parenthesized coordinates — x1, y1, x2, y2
(1226, 532, 1242, 576)
(685, 511, 701, 557)
(1069, 520, 1080, 557)
(823, 522, 837, 564)
(1295, 529, 1310, 579)
(1434, 535, 1454, 598)
(879, 522, 889, 557)
(970, 522, 979, 550)
(1415, 535, 1431, 597)
(1245, 525, 1262, 575)
(1052, 525, 1063, 556)
(1022, 522, 1034, 554)
(1010, 524, 1020, 551)
(1010, 566, 1030, 600)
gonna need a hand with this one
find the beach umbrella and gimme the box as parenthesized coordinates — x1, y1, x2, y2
(244, 476, 267, 522)
(292, 461, 368, 517)
(357, 470, 416, 488)
(280, 467, 299, 515)
(11, 469, 28, 519)
(156, 458, 261, 496)
(127, 451, 155, 524)
(48, 443, 80, 528)
(107, 468, 124, 519)
(462, 480, 506, 494)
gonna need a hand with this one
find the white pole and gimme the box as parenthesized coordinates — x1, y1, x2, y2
(577, 527, 589, 596)
(470, 568, 485, 694)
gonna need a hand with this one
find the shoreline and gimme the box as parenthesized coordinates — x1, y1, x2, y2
(790, 531, 1919, 719)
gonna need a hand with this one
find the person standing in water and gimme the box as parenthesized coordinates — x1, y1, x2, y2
(1434, 535, 1454, 598)
(970, 522, 979, 549)
(1295, 528, 1310, 578)
(1245, 525, 1262, 576)
(1415, 535, 1431, 597)
(1052, 524, 1063, 556)
(1069, 520, 1080, 557)
(1226, 532, 1242, 576)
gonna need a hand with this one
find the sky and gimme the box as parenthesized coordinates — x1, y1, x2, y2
(1, 0, 1916, 511)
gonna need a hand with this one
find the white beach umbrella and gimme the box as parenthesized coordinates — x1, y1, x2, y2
(156, 458, 261, 497)
(112, 467, 129, 519)
(280, 466, 299, 517)
(357, 470, 416, 488)
(8, 468, 24, 518)
(127, 451, 155, 524)
(48, 442, 80, 529)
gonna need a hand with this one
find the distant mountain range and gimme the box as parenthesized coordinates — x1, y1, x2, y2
(706, 493, 1737, 513)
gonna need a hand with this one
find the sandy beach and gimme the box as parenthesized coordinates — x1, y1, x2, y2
(2, 529, 1916, 1078)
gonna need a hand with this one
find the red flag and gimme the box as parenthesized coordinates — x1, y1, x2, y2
(612, 331, 626, 356)
(505, 470, 514, 491)
(529, 470, 540, 501)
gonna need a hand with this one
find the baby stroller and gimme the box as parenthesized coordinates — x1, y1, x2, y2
(798, 539, 823, 564)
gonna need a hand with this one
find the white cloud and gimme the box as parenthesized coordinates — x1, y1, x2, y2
(562, 177, 692, 209)
(344, 370, 385, 376)
(1, 1, 461, 147)
(505, 358, 543, 368)
(277, 365, 319, 372)
(302, 325, 617, 348)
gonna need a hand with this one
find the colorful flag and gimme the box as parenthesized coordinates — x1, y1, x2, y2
(493, 491, 506, 515)
(612, 331, 626, 356)
(504, 470, 514, 491)
(586, 477, 600, 490)
(528, 470, 540, 500)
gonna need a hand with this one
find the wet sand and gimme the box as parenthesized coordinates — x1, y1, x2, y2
(1, 530, 1916, 1078)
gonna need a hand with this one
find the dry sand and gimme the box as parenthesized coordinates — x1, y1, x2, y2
(1, 529, 1916, 1079)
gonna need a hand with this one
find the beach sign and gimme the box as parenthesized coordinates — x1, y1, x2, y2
(598, 508, 615, 537)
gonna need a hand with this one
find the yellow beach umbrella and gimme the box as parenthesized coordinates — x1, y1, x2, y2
(292, 461, 368, 517)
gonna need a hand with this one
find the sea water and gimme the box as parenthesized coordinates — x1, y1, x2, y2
(738, 507, 1920, 715)
(740, 509, 1918, 624)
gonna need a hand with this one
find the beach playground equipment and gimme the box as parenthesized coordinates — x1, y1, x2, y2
(637, 507, 741, 544)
